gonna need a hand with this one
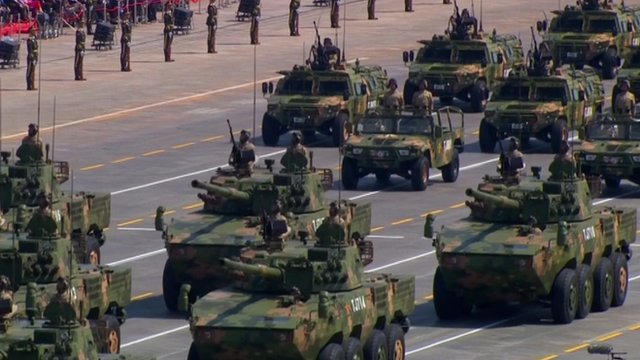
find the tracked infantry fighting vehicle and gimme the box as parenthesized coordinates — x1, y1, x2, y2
(402, 5, 524, 112)
(187, 213, 415, 360)
(342, 106, 465, 191)
(427, 159, 636, 324)
(158, 157, 372, 312)
(538, 0, 640, 79)
(575, 112, 640, 193)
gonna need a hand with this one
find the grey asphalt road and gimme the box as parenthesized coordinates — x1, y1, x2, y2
(1, 0, 639, 359)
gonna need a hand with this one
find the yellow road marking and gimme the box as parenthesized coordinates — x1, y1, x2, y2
(172, 142, 195, 149)
(564, 343, 589, 353)
(598, 332, 623, 341)
(472, 130, 479, 135)
(117, 218, 144, 227)
(132, 292, 154, 301)
(143, 149, 165, 156)
(80, 164, 105, 171)
(391, 218, 414, 226)
(112, 156, 136, 164)
(421, 209, 443, 218)
(628, 323, 640, 331)
(423, 294, 433, 301)
(450, 202, 466, 209)
(182, 203, 202, 210)
(104, 227, 110, 231)
(537, 355, 558, 360)
(334, 166, 341, 170)
(370, 226, 384, 233)
(201, 135, 224, 142)
(149, 209, 175, 218)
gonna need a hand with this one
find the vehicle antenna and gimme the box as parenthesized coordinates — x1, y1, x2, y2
(341, 0, 346, 63)
(302, 41, 305, 64)
(471, 0, 475, 17)
(36, 39, 42, 142)
(479, 0, 483, 33)
(51, 96, 56, 190)
(0, 78, 3, 169)
(253, 41, 257, 137)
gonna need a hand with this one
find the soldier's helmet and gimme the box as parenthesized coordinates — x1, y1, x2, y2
(323, 37, 333, 47)
(56, 277, 69, 295)
(291, 130, 303, 144)
(271, 200, 283, 214)
(28, 123, 38, 137)
(0, 275, 10, 291)
(620, 79, 631, 91)
(418, 79, 429, 90)
(329, 202, 339, 217)
(388, 78, 398, 89)
(240, 129, 251, 142)
(559, 140, 570, 154)
(507, 136, 520, 151)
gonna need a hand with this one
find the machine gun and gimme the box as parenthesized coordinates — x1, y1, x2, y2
(448, 0, 478, 40)
(527, 26, 553, 76)
(227, 119, 242, 168)
(309, 21, 331, 71)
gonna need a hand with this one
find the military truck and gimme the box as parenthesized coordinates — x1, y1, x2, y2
(426, 162, 635, 324)
(186, 213, 415, 360)
(575, 113, 640, 193)
(402, 10, 524, 113)
(480, 65, 604, 153)
(538, 0, 640, 79)
(157, 157, 372, 312)
(261, 60, 388, 147)
(341, 106, 465, 191)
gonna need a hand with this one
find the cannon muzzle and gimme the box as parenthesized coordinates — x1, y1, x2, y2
(220, 258, 283, 279)
(191, 180, 251, 202)
(465, 188, 520, 210)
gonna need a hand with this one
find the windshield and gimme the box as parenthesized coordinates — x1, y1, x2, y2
(317, 79, 349, 96)
(455, 48, 486, 64)
(586, 17, 618, 33)
(495, 82, 530, 101)
(550, 15, 583, 32)
(418, 46, 452, 63)
(358, 117, 397, 134)
(586, 122, 627, 140)
(397, 118, 433, 134)
(278, 77, 313, 95)
(533, 85, 566, 101)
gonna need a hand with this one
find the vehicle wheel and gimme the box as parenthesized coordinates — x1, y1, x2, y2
(479, 119, 497, 153)
(575, 265, 593, 320)
(344, 337, 363, 360)
(103, 315, 121, 354)
(551, 268, 578, 324)
(331, 113, 349, 147)
(441, 149, 459, 183)
(550, 119, 567, 154)
(470, 81, 487, 113)
(611, 252, 629, 307)
(592, 257, 614, 312)
(86, 237, 101, 265)
(433, 267, 458, 320)
(162, 259, 180, 312)
(261, 114, 281, 146)
(375, 170, 391, 183)
(341, 157, 359, 190)
(364, 330, 388, 360)
(187, 343, 199, 360)
(403, 80, 417, 104)
(604, 176, 621, 189)
(385, 324, 405, 360)
(601, 50, 617, 80)
(319, 343, 346, 360)
(410, 156, 429, 191)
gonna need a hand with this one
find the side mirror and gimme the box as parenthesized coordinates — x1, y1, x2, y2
(557, 221, 569, 246)
(409, 50, 415, 62)
(578, 90, 585, 101)
(497, 53, 504, 64)
(360, 83, 368, 95)
(542, 20, 547, 32)
(268, 82, 274, 94)
(402, 51, 409, 63)
(536, 21, 543, 32)
(424, 214, 435, 239)
(562, 94, 568, 106)
(343, 90, 350, 101)
(261, 82, 268, 95)
(628, 21, 633, 32)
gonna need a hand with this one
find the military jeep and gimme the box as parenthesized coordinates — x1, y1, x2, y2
(480, 65, 604, 153)
(261, 62, 388, 147)
(538, 0, 640, 79)
(341, 106, 464, 191)
(402, 31, 524, 113)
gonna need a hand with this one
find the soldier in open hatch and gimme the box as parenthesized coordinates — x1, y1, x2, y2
(549, 140, 577, 180)
(412, 79, 434, 113)
(266, 200, 290, 250)
(17, 123, 43, 163)
(383, 78, 404, 109)
(614, 80, 636, 117)
(499, 137, 525, 177)
(228, 129, 256, 174)
(280, 131, 308, 171)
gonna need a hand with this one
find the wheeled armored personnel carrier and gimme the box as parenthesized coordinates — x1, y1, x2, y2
(342, 106, 465, 190)
(187, 213, 415, 360)
(427, 159, 636, 324)
(538, 0, 640, 79)
(157, 157, 372, 312)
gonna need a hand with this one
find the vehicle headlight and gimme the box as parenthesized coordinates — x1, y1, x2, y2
(632, 156, 640, 162)
(585, 154, 597, 161)
(398, 149, 410, 156)
(352, 147, 363, 155)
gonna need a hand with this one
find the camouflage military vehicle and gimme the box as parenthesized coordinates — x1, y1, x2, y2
(402, 10, 524, 113)
(538, 0, 640, 79)
(575, 112, 640, 193)
(480, 65, 604, 153)
(426, 162, 636, 324)
(261, 60, 388, 147)
(157, 158, 372, 312)
(342, 106, 465, 191)
(187, 215, 415, 360)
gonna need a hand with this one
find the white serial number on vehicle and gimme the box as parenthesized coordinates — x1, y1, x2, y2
(351, 296, 367, 312)
(582, 226, 596, 241)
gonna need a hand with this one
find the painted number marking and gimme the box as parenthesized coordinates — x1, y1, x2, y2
(350, 296, 367, 312)
(443, 139, 452, 150)
(367, 100, 377, 109)
(582, 226, 596, 241)
(584, 106, 593, 118)
(312, 217, 324, 232)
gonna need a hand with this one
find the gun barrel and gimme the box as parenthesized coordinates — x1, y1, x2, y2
(220, 258, 282, 279)
(191, 180, 251, 202)
(465, 188, 520, 210)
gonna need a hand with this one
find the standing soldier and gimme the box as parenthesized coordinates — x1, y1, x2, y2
(26, 28, 38, 91)
(412, 79, 433, 113)
(280, 131, 309, 171)
(404, 0, 413, 12)
(250, 3, 260, 45)
(288, 0, 300, 36)
(330, 0, 339, 28)
(86, 0, 96, 35)
(614, 80, 636, 116)
(120, 12, 132, 71)
(382, 78, 404, 109)
(367, 0, 376, 20)
(228, 129, 256, 175)
(74, 20, 86, 81)
(163, 3, 175, 62)
(206, 0, 218, 53)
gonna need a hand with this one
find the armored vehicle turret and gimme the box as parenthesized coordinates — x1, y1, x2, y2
(158, 157, 372, 312)
(428, 160, 636, 324)
(187, 214, 415, 360)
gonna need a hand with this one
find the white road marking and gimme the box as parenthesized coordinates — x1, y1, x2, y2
(631, 244, 640, 248)
(117, 227, 157, 231)
(365, 251, 435, 273)
(593, 189, 640, 205)
(106, 249, 166, 266)
(121, 325, 190, 348)
(367, 235, 405, 239)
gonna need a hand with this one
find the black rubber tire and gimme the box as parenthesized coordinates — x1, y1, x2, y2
(319, 343, 346, 360)
(551, 268, 578, 324)
(575, 265, 593, 320)
(441, 149, 459, 183)
(261, 114, 281, 146)
(385, 324, 405, 360)
(410, 156, 429, 191)
(470, 81, 487, 113)
(592, 257, 614, 312)
(187, 342, 199, 360)
(363, 330, 388, 360)
(162, 259, 180, 312)
(103, 315, 121, 354)
(375, 170, 391, 183)
(403, 80, 417, 105)
(601, 50, 616, 80)
(611, 252, 629, 307)
(341, 157, 360, 190)
(85, 237, 101, 265)
(550, 119, 567, 154)
(344, 337, 363, 360)
(604, 176, 621, 189)
(479, 119, 497, 153)
(433, 267, 458, 320)
(331, 113, 349, 147)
